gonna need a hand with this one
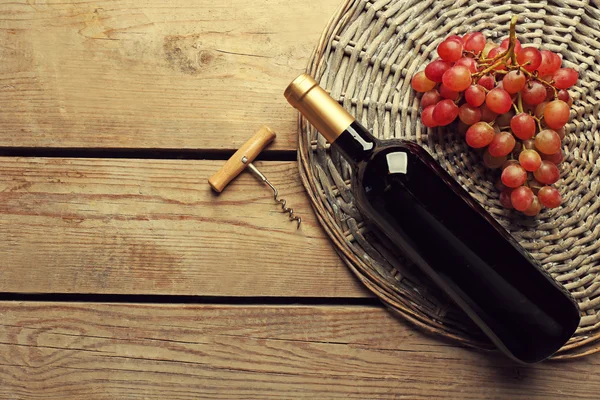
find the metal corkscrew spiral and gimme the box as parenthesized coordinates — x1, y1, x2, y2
(269, 184, 302, 228)
(245, 161, 301, 228)
(208, 126, 302, 229)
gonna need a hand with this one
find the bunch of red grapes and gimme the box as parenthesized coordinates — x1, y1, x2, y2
(411, 17, 578, 216)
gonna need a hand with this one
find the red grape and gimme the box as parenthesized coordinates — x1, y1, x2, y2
(442, 66, 472, 92)
(465, 84, 486, 107)
(557, 89, 572, 106)
(521, 81, 547, 105)
(447, 35, 463, 44)
(480, 104, 498, 123)
(439, 83, 459, 100)
(462, 32, 475, 44)
(457, 121, 469, 135)
(487, 47, 508, 70)
(519, 149, 542, 171)
(556, 127, 566, 140)
(465, 122, 495, 148)
(512, 141, 523, 155)
(545, 86, 555, 101)
(455, 57, 478, 73)
(421, 89, 441, 109)
(534, 101, 548, 118)
(483, 151, 507, 169)
(500, 38, 522, 54)
(496, 109, 515, 128)
(543, 100, 570, 129)
(496, 178, 508, 191)
(511, 186, 534, 211)
(557, 90, 569, 102)
(502, 164, 527, 188)
(542, 149, 564, 165)
(553, 68, 578, 89)
(529, 179, 544, 194)
(488, 132, 516, 157)
(486, 88, 513, 114)
(425, 60, 453, 82)
(522, 102, 535, 115)
(511, 113, 536, 140)
(464, 32, 486, 53)
(535, 129, 562, 155)
(538, 50, 562, 76)
(517, 47, 542, 72)
(503, 159, 519, 169)
(438, 39, 464, 62)
(432, 99, 459, 126)
(500, 188, 514, 209)
(478, 74, 496, 90)
(538, 186, 562, 208)
(487, 46, 505, 59)
(523, 196, 542, 216)
(412, 71, 436, 92)
(421, 105, 438, 128)
(483, 43, 497, 58)
(534, 160, 560, 184)
(522, 139, 536, 150)
(502, 70, 527, 94)
(458, 103, 482, 125)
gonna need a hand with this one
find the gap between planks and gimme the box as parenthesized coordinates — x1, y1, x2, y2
(0, 292, 379, 306)
(0, 147, 298, 162)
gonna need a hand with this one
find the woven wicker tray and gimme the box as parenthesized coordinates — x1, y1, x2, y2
(297, 0, 600, 359)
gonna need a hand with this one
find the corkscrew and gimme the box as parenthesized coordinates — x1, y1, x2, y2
(208, 126, 302, 228)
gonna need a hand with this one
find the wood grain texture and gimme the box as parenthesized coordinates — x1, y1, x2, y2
(1, 302, 599, 399)
(0, 0, 341, 151)
(0, 157, 368, 297)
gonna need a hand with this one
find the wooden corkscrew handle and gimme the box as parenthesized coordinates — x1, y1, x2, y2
(208, 126, 276, 193)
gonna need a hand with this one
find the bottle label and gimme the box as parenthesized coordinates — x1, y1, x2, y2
(386, 152, 408, 174)
(349, 130, 375, 151)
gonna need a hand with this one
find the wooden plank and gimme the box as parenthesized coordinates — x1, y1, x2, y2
(1, 302, 599, 399)
(0, 0, 341, 151)
(0, 157, 368, 297)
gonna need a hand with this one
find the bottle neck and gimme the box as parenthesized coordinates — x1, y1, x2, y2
(332, 120, 377, 165)
(284, 74, 378, 166)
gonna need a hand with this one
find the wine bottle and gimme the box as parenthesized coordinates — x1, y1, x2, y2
(284, 73, 580, 363)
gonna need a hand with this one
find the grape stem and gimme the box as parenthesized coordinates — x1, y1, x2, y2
(473, 16, 518, 82)
(507, 15, 518, 65)
(474, 61, 504, 77)
(517, 92, 524, 113)
(512, 102, 520, 113)
(474, 17, 559, 115)
(533, 116, 544, 132)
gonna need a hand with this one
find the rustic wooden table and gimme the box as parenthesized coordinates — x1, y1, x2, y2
(1, 1, 599, 398)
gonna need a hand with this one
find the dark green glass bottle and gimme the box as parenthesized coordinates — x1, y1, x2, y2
(285, 74, 580, 363)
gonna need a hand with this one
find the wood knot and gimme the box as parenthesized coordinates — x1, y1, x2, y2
(163, 34, 216, 75)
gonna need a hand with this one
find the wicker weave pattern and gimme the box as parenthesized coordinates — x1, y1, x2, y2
(298, 0, 600, 358)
